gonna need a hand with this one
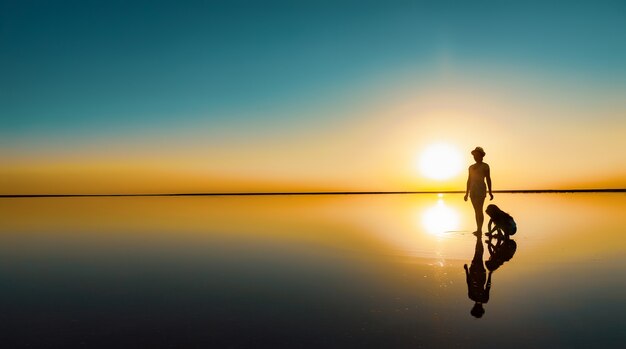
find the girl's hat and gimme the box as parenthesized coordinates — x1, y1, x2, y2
(471, 146, 486, 157)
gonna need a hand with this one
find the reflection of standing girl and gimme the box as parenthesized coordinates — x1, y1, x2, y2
(464, 147, 493, 236)
(464, 237, 492, 318)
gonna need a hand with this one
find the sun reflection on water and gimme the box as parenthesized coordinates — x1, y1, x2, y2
(421, 195, 460, 236)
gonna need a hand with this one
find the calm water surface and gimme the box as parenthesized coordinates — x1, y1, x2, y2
(1, 193, 625, 348)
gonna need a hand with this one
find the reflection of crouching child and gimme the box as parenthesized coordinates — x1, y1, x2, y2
(485, 204, 516, 240)
(486, 239, 517, 272)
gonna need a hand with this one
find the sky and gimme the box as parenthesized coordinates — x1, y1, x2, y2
(1, 0, 626, 194)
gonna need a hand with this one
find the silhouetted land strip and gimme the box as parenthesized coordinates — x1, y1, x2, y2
(1, 189, 624, 198)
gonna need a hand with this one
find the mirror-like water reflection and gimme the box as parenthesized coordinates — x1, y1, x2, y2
(421, 195, 461, 236)
(0, 193, 624, 347)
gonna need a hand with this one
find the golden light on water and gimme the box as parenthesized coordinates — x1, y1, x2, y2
(418, 143, 463, 180)
(421, 197, 460, 236)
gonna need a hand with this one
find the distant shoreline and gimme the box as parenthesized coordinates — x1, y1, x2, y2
(1, 189, 624, 198)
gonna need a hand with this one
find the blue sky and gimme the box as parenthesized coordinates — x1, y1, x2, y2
(2, 1, 624, 138)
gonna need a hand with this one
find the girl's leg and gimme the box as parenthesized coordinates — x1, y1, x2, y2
(471, 195, 486, 234)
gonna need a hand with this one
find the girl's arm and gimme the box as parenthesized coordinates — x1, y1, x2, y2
(486, 164, 493, 200)
(464, 167, 471, 201)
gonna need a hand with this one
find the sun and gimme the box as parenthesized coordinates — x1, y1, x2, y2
(419, 143, 463, 180)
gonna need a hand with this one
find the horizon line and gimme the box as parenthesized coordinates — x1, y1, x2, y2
(1, 188, 625, 198)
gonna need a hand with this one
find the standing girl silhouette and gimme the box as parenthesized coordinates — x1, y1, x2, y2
(464, 146, 493, 236)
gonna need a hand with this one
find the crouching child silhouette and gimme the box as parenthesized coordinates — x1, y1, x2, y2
(485, 204, 516, 240)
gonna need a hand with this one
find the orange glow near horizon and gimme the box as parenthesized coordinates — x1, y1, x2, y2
(2, 72, 625, 195)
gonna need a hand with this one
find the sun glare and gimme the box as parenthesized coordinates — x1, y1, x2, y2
(419, 143, 463, 180)
(421, 198, 460, 236)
